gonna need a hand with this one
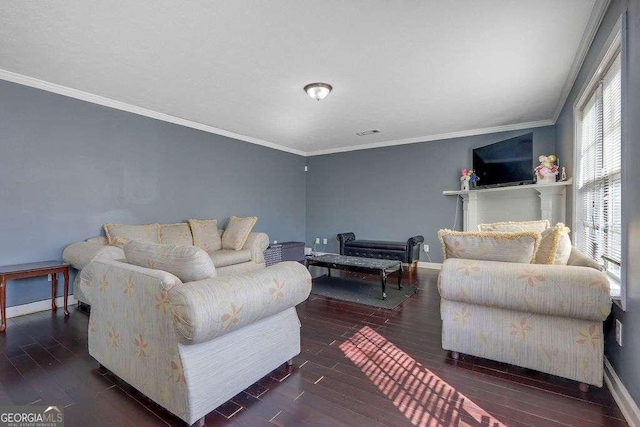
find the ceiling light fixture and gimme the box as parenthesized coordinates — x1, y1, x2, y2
(304, 83, 332, 101)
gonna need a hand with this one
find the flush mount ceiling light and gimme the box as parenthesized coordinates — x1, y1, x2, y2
(304, 83, 333, 101)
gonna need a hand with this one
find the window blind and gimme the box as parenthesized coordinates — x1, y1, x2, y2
(576, 52, 622, 278)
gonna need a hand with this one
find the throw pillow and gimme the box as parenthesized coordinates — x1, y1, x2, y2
(477, 220, 550, 233)
(438, 229, 541, 263)
(188, 219, 222, 252)
(222, 216, 258, 251)
(534, 223, 572, 265)
(123, 240, 216, 282)
(103, 223, 160, 247)
(160, 223, 194, 246)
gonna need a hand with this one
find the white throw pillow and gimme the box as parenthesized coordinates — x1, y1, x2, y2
(188, 219, 222, 252)
(535, 223, 572, 265)
(124, 240, 216, 282)
(160, 223, 194, 246)
(222, 216, 258, 251)
(103, 223, 160, 247)
(477, 220, 550, 233)
(438, 229, 541, 263)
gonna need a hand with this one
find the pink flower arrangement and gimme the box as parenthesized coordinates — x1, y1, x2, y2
(534, 155, 559, 177)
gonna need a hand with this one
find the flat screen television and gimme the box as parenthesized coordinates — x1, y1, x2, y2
(473, 133, 534, 187)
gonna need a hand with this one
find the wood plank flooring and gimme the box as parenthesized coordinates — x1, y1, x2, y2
(0, 268, 627, 426)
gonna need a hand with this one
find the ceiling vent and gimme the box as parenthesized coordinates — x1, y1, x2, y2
(356, 129, 380, 136)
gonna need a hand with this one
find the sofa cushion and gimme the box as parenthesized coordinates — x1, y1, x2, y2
(222, 216, 258, 250)
(208, 249, 252, 268)
(103, 223, 160, 247)
(123, 240, 216, 282)
(477, 220, 550, 233)
(160, 223, 193, 246)
(188, 219, 222, 252)
(438, 229, 541, 263)
(535, 223, 572, 265)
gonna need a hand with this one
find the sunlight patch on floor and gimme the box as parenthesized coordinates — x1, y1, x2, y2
(339, 326, 505, 426)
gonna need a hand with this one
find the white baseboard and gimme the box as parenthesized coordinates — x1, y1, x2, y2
(417, 262, 442, 270)
(605, 357, 640, 427)
(6, 295, 77, 319)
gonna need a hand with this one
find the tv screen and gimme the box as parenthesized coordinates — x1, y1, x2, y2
(473, 133, 533, 187)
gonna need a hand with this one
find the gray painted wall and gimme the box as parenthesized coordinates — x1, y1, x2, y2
(556, 0, 640, 405)
(306, 127, 555, 262)
(0, 79, 306, 307)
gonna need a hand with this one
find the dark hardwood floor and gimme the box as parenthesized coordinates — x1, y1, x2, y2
(0, 268, 627, 426)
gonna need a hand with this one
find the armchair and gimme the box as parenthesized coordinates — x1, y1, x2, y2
(438, 249, 611, 388)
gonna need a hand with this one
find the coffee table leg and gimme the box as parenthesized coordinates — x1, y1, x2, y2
(381, 271, 387, 300)
(51, 273, 57, 312)
(0, 276, 6, 333)
(63, 267, 70, 317)
(398, 265, 403, 290)
(327, 268, 331, 278)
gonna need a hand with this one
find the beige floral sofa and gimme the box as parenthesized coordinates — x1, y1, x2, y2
(438, 221, 612, 389)
(63, 220, 269, 306)
(78, 239, 312, 426)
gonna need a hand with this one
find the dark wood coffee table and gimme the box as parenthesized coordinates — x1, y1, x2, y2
(306, 254, 402, 300)
(0, 261, 70, 332)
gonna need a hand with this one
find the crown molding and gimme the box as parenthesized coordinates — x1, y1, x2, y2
(0, 70, 557, 158)
(0, 69, 307, 157)
(552, 0, 611, 122)
(306, 119, 554, 156)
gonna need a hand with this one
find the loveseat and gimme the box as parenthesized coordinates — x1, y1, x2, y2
(78, 240, 311, 426)
(438, 222, 612, 389)
(63, 221, 269, 306)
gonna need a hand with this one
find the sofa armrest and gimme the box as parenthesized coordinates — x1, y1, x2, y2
(567, 248, 604, 271)
(242, 232, 269, 264)
(168, 262, 311, 345)
(63, 241, 125, 270)
(438, 258, 611, 321)
(337, 232, 356, 255)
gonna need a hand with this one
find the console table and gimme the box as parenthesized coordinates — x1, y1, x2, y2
(0, 261, 70, 332)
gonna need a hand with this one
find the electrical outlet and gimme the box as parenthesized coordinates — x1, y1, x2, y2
(47, 274, 52, 282)
(323, 238, 328, 245)
(423, 244, 429, 253)
(315, 238, 320, 244)
(615, 319, 623, 346)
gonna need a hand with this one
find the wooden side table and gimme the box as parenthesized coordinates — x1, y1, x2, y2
(0, 261, 70, 332)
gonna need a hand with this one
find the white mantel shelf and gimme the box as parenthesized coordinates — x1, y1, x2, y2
(442, 179, 572, 231)
(442, 179, 572, 196)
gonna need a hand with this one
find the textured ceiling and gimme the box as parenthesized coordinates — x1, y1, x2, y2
(0, 0, 599, 155)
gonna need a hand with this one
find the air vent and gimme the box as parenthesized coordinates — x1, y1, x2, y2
(356, 129, 380, 136)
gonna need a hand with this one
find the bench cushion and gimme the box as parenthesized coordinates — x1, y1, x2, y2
(345, 240, 407, 251)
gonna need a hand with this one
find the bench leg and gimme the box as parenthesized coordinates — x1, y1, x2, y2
(380, 272, 387, 300)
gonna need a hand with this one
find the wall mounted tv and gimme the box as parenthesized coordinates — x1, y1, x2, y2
(473, 133, 533, 188)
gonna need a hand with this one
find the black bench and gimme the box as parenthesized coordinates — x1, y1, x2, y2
(336, 232, 424, 271)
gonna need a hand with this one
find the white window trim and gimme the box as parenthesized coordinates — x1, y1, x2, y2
(572, 13, 626, 310)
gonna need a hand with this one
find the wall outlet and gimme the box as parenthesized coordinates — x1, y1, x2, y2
(615, 319, 623, 346)
(315, 238, 320, 244)
(47, 274, 52, 282)
(273, 240, 278, 244)
(423, 244, 429, 253)
(322, 238, 328, 245)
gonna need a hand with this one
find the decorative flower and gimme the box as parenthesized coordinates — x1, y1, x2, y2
(453, 305, 470, 326)
(576, 324, 601, 350)
(108, 326, 120, 348)
(134, 333, 148, 358)
(510, 317, 533, 340)
(221, 303, 242, 329)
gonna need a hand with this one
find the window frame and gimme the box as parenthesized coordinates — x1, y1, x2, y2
(572, 14, 627, 310)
